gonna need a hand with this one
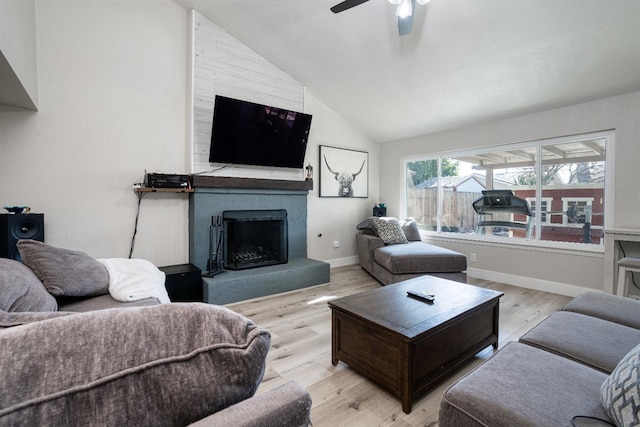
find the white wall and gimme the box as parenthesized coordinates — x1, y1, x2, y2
(380, 91, 640, 294)
(191, 10, 306, 180)
(0, 0, 38, 110)
(305, 94, 379, 265)
(0, 0, 379, 267)
(0, 0, 190, 265)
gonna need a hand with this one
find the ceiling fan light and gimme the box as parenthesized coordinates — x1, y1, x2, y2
(388, 0, 402, 4)
(416, 0, 430, 4)
(396, 0, 412, 18)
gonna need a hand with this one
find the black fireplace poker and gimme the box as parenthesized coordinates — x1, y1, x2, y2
(206, 215, 225, 277)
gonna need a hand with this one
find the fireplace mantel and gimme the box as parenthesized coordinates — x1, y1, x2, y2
(193, 176, 313, 191)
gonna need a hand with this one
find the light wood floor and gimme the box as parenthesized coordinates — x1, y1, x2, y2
(227, 265, 572, 427)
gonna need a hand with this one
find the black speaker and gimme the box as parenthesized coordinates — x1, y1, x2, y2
(0, 213, 45, 260)
(373, 206, 387, 217)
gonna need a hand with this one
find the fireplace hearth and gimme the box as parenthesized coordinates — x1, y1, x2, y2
(223, 209, 288, 270)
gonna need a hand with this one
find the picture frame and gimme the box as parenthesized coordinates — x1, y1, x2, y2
(319, 145, 368, 198)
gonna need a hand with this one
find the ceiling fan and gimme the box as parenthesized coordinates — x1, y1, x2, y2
(330, 0, 430, 36)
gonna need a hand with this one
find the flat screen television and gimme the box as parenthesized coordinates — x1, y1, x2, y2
(209, 95, 312, 169)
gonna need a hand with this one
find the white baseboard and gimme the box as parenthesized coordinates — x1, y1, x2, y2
(324, 259, 599, 297)
(326, 256, 359, 268)
(466, 267, 601, 297)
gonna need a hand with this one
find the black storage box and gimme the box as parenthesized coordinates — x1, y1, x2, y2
(159, 263, 203, 302)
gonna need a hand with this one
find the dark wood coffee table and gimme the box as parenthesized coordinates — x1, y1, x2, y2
(329, 275, 503, 413)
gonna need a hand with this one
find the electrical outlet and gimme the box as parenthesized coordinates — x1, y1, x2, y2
(333, 240, 340, 248)
(470, 253, 477, 262)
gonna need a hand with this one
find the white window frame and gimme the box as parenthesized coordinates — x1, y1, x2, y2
(402, 130, 614, 253)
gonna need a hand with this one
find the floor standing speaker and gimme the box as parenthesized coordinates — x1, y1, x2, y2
(0, 213, 45, 260)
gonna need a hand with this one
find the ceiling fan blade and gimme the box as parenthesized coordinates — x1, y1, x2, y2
(397, 0, 416, 36)
(331, 0, 370, 13)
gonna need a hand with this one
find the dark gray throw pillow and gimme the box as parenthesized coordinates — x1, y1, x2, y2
(17, 239, 109, 297)
(401, 217, 422, 241)
(356, 218, 377, 235)
(0, 258, 58, 312)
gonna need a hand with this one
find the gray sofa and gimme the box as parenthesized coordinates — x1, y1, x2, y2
(1, 241, 312, 426)
(439, 291, 640, 427)
(356, 217, 467, 285)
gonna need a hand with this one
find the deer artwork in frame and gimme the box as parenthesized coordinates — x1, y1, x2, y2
(319, 145, 368, 198)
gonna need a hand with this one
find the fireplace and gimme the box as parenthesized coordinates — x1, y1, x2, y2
(223, 209, 288, 270)
(189, 185, 330, 304)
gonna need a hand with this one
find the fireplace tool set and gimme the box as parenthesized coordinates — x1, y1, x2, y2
(206, 215, 225, 277)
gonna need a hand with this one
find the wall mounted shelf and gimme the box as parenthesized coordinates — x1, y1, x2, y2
(134, 187, 194, 194)
(192, 176, 313, 191)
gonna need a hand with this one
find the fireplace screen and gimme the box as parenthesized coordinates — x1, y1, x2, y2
(223, 209, 288, 270)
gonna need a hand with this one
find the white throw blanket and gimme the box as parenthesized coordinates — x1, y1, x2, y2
(97, 258, 171, 304)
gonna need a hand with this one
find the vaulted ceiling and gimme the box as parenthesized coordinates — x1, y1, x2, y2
(173, 0, 640, 143)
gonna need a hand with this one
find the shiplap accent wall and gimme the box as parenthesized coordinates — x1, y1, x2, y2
(192, 10, 306, 180)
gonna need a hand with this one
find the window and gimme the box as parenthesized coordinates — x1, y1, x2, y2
(404, 131, 610, 246)
(527, 198, 553, 224)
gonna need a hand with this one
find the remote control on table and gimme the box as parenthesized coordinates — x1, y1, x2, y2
(407, 290, 435, 303)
